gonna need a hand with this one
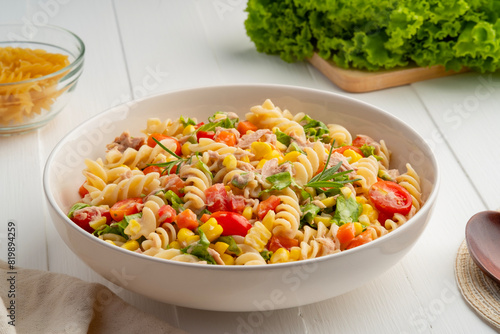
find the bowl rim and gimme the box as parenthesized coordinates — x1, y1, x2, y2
(43, 83, 440, 271)
(0, 23, 85, 86)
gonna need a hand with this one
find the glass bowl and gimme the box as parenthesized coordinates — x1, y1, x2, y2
(0, 24, 85, 135)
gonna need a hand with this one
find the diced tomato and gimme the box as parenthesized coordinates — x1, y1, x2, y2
(229, 196, 246, 214)
(336, 223, 356, 245)
(346, 230, 373, 249)
(78, 182, 89, 198)
(215, 131, 237, 146)
(205, 184, 230, 212)
(71, 207, 112, 233)
(369, 181, 412, 217)
(352, 136, 370, 148)
(268, 235, 299, 253)
(257, 195, 281, 220)
(196, 131, 215, 141)
(110, 198, 143, 222)
(210, 211, 252, 236)
(194, 122, 204, 129)
(237, 121, 258, 135)
(176, 209, 199, 230)
(162, 174, 185, 197)
(158, 205, 177, 224)
(200, 213, 211, 223)
(147, 133, 181, 156)
(143, 165, 164, 175)
(333, 145, 364, 156)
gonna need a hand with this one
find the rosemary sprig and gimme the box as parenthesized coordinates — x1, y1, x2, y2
(148, 137, 185, 174)
(153, 137, 181, 159)
(305, 143, 359, 190)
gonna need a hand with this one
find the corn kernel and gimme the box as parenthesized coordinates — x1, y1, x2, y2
(256, 159, 268, 169)
(354, 222, 363, 236)
(199, 218, 223, 242)
(314, 215, 332, 228)
(264, 150, 281, 160)
(186, 235, 200, 244)
(304, 187, 316, 198)
(128, 219, 141, 235)
(242, 206, 253, 220)
(242, 155, 250, 163)
(178, 228, 194, 243)
(277, 155, 285, 164)
(119, 164, 130, 169)
(169, 241, 181, 249)
(356, 196, 367, 204)
(262, 210, 275, 231)
(362, 203, 378, 222)
(343, 149, 363, 163)
(284, 151, 302, 162)
(223, 155, 237, 170)
(90, 217, 107, 230)
(182, 124, 196, 136)
(289, 247, 301, 261)
(221, 253, 235, 265)
(340, 186, 353, 199)
(104, 240, 117, 246)
(251, 142, 273, 159)
(214, 242, 229, 255)
(181, 142, 191, 156)
(270, 248, 290, 264)
(320, 196, 336, 208)
(121, 240, 140, 251)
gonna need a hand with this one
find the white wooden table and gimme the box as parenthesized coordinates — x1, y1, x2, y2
(2, 1, 499, 333)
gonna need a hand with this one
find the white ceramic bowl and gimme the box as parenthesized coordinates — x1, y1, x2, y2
(44, 84, 439, 312)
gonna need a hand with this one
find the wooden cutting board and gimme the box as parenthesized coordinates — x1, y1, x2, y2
(308, 53, 469, 93)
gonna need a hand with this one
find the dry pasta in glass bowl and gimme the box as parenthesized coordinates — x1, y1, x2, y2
(44, 85, 439, 311)
(0, 24, 84, 135)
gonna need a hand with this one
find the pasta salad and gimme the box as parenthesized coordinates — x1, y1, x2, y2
(68, 99, 423, 265)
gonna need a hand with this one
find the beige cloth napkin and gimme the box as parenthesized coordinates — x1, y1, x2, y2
(0, 261, 188, 334)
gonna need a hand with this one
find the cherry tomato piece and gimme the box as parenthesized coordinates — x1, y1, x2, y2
(143, 165, 164, 175)
(377, 211, 393, 227)
(216, 131, 237, 146)
(196, 131, 215, 141)
(158, 205, 177, 224)
(257, 195, 281, 220)
(369, 181, 412, 216)
(176, 209, 199, 230)
(209, 211, 252, 236)
(237, 121, 258, 135)
(147, 133, 181, 156)
(79, 182, 89, 198)
(352, 136, 370, 148)
(205, 184, 230, 212)
(268, 235, 299, 253)
(71, 206, 112, 233)
(110, 198, 143, 222)
(194, 122, 205, 129)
